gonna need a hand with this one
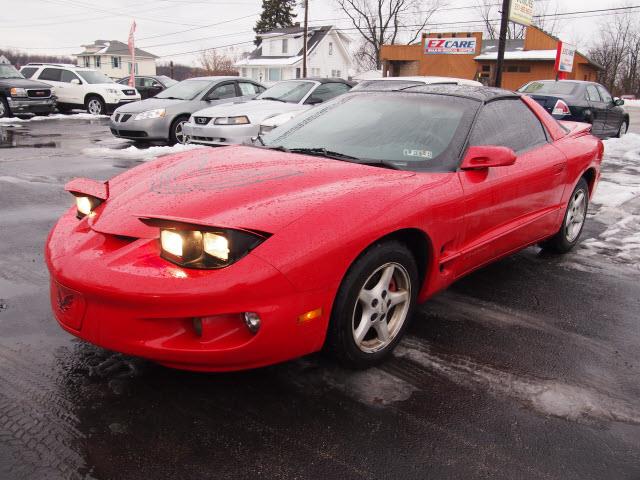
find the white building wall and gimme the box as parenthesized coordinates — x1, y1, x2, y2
(76, 55, 156, 79)
(306, 32, 350, 79)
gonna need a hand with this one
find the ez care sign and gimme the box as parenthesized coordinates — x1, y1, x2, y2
(425, 37, 477, 55)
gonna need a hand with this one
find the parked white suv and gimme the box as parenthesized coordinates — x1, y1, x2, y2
(20, 63, 141, 115)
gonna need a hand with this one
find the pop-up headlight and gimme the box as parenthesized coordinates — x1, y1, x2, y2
(73, 195, 104, 219)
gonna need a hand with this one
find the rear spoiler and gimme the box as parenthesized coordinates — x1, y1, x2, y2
(559, 121, 593, 138)
(64, 178, 109, 200)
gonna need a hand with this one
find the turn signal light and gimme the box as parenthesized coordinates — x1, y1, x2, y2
(298, 308, 322, 324)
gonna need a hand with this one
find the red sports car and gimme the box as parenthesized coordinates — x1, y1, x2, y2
(46, 85, 603, 371)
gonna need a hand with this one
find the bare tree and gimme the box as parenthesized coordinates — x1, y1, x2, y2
(198, 49, 239, 76)
(335, 0, 441, 69)
(474, 0, 559, 40)
(353, 40, 379, 72)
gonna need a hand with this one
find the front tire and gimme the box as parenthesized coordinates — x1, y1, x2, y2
(325, 241, 419, 369)
(85, 95, 106, 115)
(617, 119, 628, 138)
(540, 178, 589, 253)
(0, 97, 12, 118)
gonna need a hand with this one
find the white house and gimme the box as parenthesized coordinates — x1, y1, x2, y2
(74, 40, 157, 79)
(235, 25, 352, 82)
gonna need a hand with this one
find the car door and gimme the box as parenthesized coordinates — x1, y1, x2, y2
(584, 84, 606, 136)
(146, 78, 164, 98)
(36, 68, 68, 102)
(455, 98, 568, 276)
(596, 84, 622, 135)
(60, 69, 83, 104)
(134, 77, 148, 98)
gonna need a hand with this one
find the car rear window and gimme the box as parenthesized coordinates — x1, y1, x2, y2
(518, 81, 578, 95)
(20, 67, 38, 79)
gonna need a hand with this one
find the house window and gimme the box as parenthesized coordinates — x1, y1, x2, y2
(481, 64, 490, 72)
(518, 65, 531, 73)
(330, 70, 341, 78)
(506, 65, 518, 73)
(83, 57, 90, 67)
(296, 68, 301, 79)
(312, 68, 321, 76)
(329, 42, 333, 55)
(268, 68, 281, 81)
(112, 56, 121, 68)
(282, 39, 288, 54)
(128, 63, 139, 74)
(94, 56, 101, 68)
(241, 68, 247, 77)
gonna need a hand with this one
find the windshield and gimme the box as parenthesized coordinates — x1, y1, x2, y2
(518, 81, 578, 95)
(77, 70, 114, 84)
(159, 76, 178, 87)
(263, 92, 479, 172)
(155, 79, 212, 100)
(0, 64, 24, 79)
(257, 80, 315, 103)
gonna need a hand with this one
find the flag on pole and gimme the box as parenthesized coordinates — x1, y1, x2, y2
(128, 20, 137, 87)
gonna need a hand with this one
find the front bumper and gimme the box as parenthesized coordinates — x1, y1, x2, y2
(182, 122, 259, 145)
(109, 114, 170, 141)
(46, 209, 330, 371)
(7, 96, 56, 115)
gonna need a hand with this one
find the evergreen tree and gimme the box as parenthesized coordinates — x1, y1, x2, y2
(254, 0, 297, 45)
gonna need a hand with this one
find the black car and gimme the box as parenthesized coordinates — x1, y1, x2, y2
(117, 75, 177, 99)
(518, 80, 629, 138)
(0, 63, 56, 118)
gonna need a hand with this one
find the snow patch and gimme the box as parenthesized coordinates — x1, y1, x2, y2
(82, 143, 206, 161)
(395, 338, 640, 424)
(0, 113, 108, 124)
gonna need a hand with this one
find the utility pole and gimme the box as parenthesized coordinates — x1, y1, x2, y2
(302, 0, 309, 78)
(170, 60, 174, 79)
(494, 0, 511, 88)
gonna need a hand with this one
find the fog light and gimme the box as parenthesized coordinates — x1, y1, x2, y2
(243, 312, 261, 333)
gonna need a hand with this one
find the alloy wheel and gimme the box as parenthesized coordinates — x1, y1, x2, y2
(565, 189, 587, 242)
(88, 99, 103, 115)
(174, 120, 187, 144)
(352, 262, 411, 353)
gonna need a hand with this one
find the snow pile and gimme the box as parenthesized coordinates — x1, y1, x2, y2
(0, 113, 108, 124)
(579, 133, 640, 267)
(82, 143, 206, 161)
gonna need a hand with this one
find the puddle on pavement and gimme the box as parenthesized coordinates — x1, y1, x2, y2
(0, 126, 61, 149)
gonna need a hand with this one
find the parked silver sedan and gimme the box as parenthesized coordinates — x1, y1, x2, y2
(182, 78, 353, 146)
(109, 77, 265, 144)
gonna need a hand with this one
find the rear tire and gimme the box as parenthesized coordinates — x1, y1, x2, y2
(325, 241, 419, 369)
(85, 95, 106, 115)
(169, 116, 189, 145)
(540, 178, 589, 253)
(0, 97, 12, 118)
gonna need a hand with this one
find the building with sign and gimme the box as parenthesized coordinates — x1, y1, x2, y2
(380, 26, 601, 91)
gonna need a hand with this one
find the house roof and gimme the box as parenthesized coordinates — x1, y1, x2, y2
(480, 39, 525, 54)
(76, 40, 158, 59)
(237, 25, 344, 67)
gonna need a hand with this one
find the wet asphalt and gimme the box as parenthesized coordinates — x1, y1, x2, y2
(0, 112, 639, 480)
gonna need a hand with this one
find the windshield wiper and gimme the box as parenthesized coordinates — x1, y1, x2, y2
(159, 96, 183, 100)
(287, 147, 361, 161)
(260, 96, 287, 102)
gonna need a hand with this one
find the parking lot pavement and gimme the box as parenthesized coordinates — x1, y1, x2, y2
(1, 114, 639, 480)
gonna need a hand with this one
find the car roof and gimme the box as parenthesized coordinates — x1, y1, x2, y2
(367, 76, 482, 86)
(361, 84, 518, 102)
(180, 76, 244, 81)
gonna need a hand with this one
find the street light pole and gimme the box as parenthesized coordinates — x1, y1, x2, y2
(303, 0, 309, 78)
(494, 0, 511, 88)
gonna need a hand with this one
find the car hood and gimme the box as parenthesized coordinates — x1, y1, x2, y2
(0, 77, 52, 89)
(115, 97, 185, 113)
(90, 145, 417, 239)
(193, 100, 306, 124)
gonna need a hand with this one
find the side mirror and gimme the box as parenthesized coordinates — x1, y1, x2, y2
(305, 96, 323, 105)
(614, 97, 625, 106)
(460, 145, 516, 170)
(206, 96, 219, 102)
(70, 78, 81, 85)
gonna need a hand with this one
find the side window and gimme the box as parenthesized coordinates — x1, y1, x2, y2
(60, 70, 80, 83)
(256, 84, 266, 93)
(308, 83, 351, 102)
(469, 99, 547, 153)
(135, 77, 145, 87)
(586, 85, 601, 102)
(596, 85, 613, 103)
(238, 82, 260, 95)
(209, 83, 237, 99)
(38, 68, 62, 82)
(21, 67, 37, 78)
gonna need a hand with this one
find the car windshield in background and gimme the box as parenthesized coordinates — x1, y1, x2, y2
(0, 65, 24, 79)
(257, 81, 315, 103)
(155, 79, 212, 100)
(519, 81, 578, 95)
(159, 76, 178, 87)
(263, 92, 478, 172)
(77, 70, 114, 84)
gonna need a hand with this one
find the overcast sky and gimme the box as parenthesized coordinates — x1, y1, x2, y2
(0, 0, 629, 65)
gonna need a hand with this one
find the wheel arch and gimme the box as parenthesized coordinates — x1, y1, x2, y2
(581, 167, 597, 197)
(84, 92, 105, 105)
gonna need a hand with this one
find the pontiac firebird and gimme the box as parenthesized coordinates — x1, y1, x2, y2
(46, 85, 603, 371)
